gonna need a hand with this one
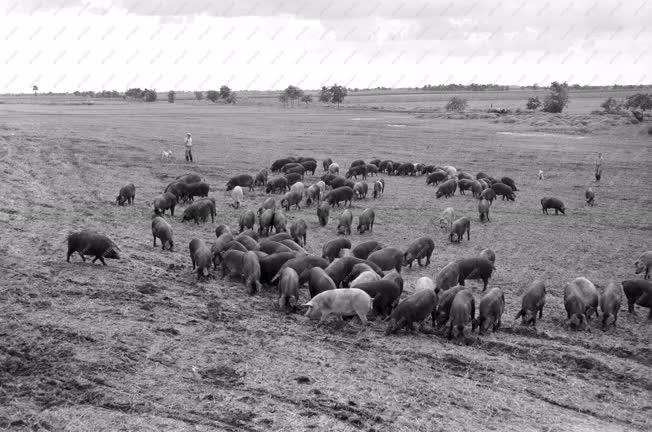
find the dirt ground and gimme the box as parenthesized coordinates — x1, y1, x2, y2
(0, 102, 650, 431)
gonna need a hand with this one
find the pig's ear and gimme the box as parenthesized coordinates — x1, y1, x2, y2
(300, 301, 313, 308)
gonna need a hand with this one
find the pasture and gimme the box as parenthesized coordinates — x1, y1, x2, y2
(0, 100, 650, 431)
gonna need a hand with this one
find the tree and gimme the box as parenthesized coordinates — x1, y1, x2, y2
(206, 90, 219, 103)
(280, 85, 304, 107)
(194, 91, 204, 101)
(142, 89, 157, 102)
(526, 96, 541, 110)
(600, 97, 621, 113)
(32, 85, 38, 96)
(542, 81, 569, 113)
(318, 86, 332, 103)
(167, 90, 175, 103)
(219, 85, 231, 100)
(125, 88, 143, 99)
(301, 95, 313, 105)
(329, 84, 347, 108)
(279, 93, 289, 108)
(225, 92, 237, 104)
(446, 96, 467, 111)
(623, 93, 652, 111)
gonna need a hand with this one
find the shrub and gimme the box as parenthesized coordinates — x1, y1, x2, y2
(167, 90, 175, 103)
(446, 96, 467, 112)
(206, 90, 219, 103)
(600, 97, 621, 113)
(526, 96, 541, 110)
(224, 93, 237, 104)
(142, 89, 157, 102)
(623, 93, 652, 111)
(194, 91, 203, 101)
(301, 95, 313, 105)
(542, 81, 569, 113)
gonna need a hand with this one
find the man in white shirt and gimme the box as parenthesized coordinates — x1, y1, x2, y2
(184, 132, 193, 162)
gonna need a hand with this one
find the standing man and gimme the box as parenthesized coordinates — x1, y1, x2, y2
(184, 132, 193, 162)
(594, 152, 603, 181)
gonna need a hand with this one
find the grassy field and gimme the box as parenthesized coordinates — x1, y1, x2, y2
(0, 100, 650, 431)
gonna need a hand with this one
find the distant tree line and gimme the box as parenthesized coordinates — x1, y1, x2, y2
(73, 90, 121, 98)
(422, 83, 510, 91)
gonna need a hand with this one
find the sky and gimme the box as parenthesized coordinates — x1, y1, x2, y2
(0, 0, 650, 93)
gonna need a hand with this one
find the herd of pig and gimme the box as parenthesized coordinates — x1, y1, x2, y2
(65, 156, 652, 340)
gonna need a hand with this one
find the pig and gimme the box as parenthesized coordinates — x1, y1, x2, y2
(382, 271, 404, 295)
(271, 158, 295, 172)
(341, 263, 375, 287)
(353, 280, 402, 317)
(476, 288, 505, 335)
(600, 281, 622, 330)
(214, 225, 232, 238)
(281, 162, 302, 173)
(353, 182, 368, 199)
(182, 200, 215, 224)
(268, 232, 292, 242)
(478, 198, 491, 222)
(239, 210, 256, 232)
(478, 248, 496, 264)
(457, 171, 473, 181)
(280, 239, 305, 253)
(254, 169, 268, 186)
(285, 172, 302, 186)
(438, 207, 455, 230)
(230, 186, 244, 209)
(323, 158, 333, 172)
(436, 179, 457, 198)
(266, 177, 289, 194)
(300, 160, 317, 175)
(277, 267, 300, 311)
(491, 183, 516, 201)
(433, 285, 465, 327)
(328, 163, 340, 175)
(317, 202, 330, 227)
(426, 171, 447, 186)
(212, 233, 234, 257)
(303, 288, 373, 325)
(153, 192, 177, 216)
(434, 261, 461, 293)
(272, 209, 287, 233)
(259, 240, 293, 255)
(634, 251, 652, 279)
(325, 256, 384, 287)
(367, 247, 403, 273)
(234, 233, 259, 251)
(175, 173, 202, 184)
(470, 181, 483, 198)
(240, 229, 260, 241)
(281, 190, 302, 211)
(306, 184, 321, 206)
(402, 236, 435, 268)
(449, 217, 471, 243)
(165, 181, 190, 202)
(273, 255, 329, 283)
(634, 286, 652, 319)
(585, 187, 595, 206)
(621, 279, 652, 313)
(220, 249, 245, 279)
(185, 182, 210, 201)
(116, 183, 136, 205)
(456, 257, 495, 291)
(226, 174, 254, 192)
(258, 197, 276, 214)
(66, 230, 120, 265)
(500, 177, 518, 191)
(326, 186, 354, 207)
(259, 252, 296, 284)
(514, 280, 546, 326)
(541, 197, 565, 215)
(189, 238, 212, 278)
(350, 271, 382, 287)
(352, 240, 383, 260)
(373, 179, 385, 198)
(357, 208, 375, 234)
(480, 188, 496, 203)
(315, 180, 326, 195)
(415, 276, 436, 292)
(289, 219, 308, 246)
(385, 288, 438, 335)
(564, 277, 599, 330)
(346, 165, 367, 180)
(447, 289, 476, 340)
(258, 208, 275, 236)
(151, 216, 174, 250)
(365, 164, 378, 177)
(300, 267, 337, 298)
(458, 178, 475, 195)
(322, 238, 352, 262)
(222, 240, 248, 254)
(242, 251, 262, 295)
(337, 209, 353, 235)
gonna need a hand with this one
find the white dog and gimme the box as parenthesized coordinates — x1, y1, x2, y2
(161, 150, 173, 162)
(538, 169, 544, 180)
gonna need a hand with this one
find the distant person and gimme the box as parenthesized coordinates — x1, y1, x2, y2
(595, 152, 603, 181)
(538, 169, 544, 180)
(184, 132, 193, 162)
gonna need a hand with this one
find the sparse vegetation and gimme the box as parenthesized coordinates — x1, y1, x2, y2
(446, 96, 468, 111)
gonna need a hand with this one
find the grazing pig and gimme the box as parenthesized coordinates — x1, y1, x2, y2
(634, 251, 652, 279)
(491, 183, 516, 201)
(402, 237, 435, 268)
(273, 255, 329, 284)
(289, 219, 308, 246)
(280, 239, 305, 253)
(212, 233, 234, 256)
(500, 177, 518, 191)
(385, 288, 438, 335)
(328, 163, 340, 175)
(259, 252, 295, 284)
(289, 181, 305, 196)
(151, 216, 174, 250)
(476, 288, 505, 335)
(66, 230, 120, 265)
(426, 171, 447, 186)
(271, 158, 295, 172)
(564, 277, 599, 330)
(154, 192, 177, 216)
(285, 172, 303, 186)
(585, 187, 595, 206)
(223, 240, 247, 254)
(456, 257, 494, 291)
(382, 271, 404, 295)
(215, 224, 232, 238)
(352, 240, 383, 260)
(165, 181, 190, 202)
(621, 279, 652, 313)
(322, 238, 352, 262)
(230, 186, 244, 209)
(478, 179, 489, 190)
(337, 209, 353, 235)
(353, 182, 368, 199)
(303, 288, 373, 324)
(457, 171, 473, 181)
(434, 261, 460, 292)
(350, 271, 382, 287)
(323, 158, 333, 172)
(365, 164, 378, 177)
(234, 233, 259, 251)
(220, 249, 246, 279)
(281, 190, 303, 210)
(357, 208, 375, 234)
(480, 188, 496, 203)
(436, 179, 457, 198)
(434, 285, 465, 326)
(300, 267, 337, 298)
(226, 174, 254, 192)
(240, 229, 259, 241)
(541, 197, 565, 215)
(175, 173, 202, 184)
(368, 247, 403, 273)
(326, 186, 354, 207)
(415, 276, 436, 292)
(278, 267, 300, 311)
(185, 182, 210, 201)
(254, 169, 268, 186)
(458, 179, 475, 195)
(259, 240, 293, 255)
(317, 202, 330, 226)
(635, 287, 652, 319)
(354, 280, 402, 317)
(341, 263, 375, 287)
(239, 210, 256, 233)
(447, 289, 476, 340)
(346, 165, 367, 180)
(600, 281, 622, 330)
(242, 251, 262, 294)
(266, 177, 289, 194)
(300, 160, 317, 175)
(514, 280, 546, 325)
(373, 179, 385, 199)
(478, 199, 491, 222)
(116, 183, 136, 205)
(306, 184, 321, 205)
(182, 200, 215, 224)
(438, 207, 455, 230)
(189, 238, 212, 278)
(268, 232, 292, 242)
(325, 256, 384, 287)
(258, 198, 276, 215)
(281, 162, 301, 173)
(478, 248, 496, 264)
(272, 209, 287, 233)
(449, 217, 471, 243)
(258, 208, 275, 236)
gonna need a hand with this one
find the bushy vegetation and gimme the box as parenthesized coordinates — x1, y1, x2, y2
(623, 93, 652, 111)
(124, 88, 157, 102)
(206, 86, 237, 104)
(600, 97, 621, 113)
(526, 97, 541, 110)
(542, 81, 569, 113)
(167, 90, 175, 103)
(279, 86, 304, 108)
(445, 96, 468, 112)
(319, 84, 347, 108)
(194, 91, 203, 101)
(73, 90, 121, 98)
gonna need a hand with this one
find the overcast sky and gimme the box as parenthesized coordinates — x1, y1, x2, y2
(0, 0, 650, 92)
